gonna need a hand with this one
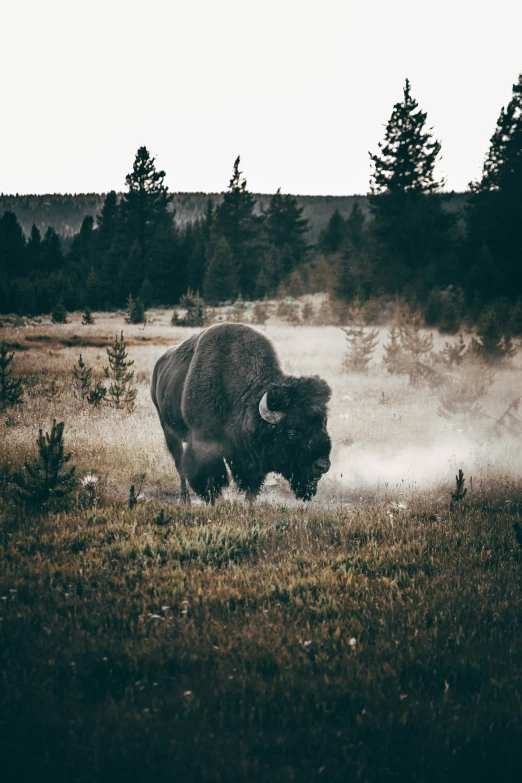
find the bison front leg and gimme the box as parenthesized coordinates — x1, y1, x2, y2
(228, 461, 265, 503)
(183, 440, 229, 504)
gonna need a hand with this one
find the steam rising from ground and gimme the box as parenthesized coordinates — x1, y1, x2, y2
(331, 435, 522, 490)
(248, 316, 522, 507)
(254, 434, 522, 507)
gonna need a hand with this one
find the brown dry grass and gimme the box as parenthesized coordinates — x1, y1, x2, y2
(1, 309, 522, 781)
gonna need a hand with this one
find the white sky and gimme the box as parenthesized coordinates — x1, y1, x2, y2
(1, 0, 521, 196)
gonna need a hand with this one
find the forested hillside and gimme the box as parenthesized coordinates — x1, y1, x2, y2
(0, 191, 465, 244)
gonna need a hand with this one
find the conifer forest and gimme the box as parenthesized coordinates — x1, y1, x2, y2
(1, 73, 522, 783)
(1, 75, 521, 328)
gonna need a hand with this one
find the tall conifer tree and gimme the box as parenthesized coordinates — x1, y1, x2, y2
(213, 156, 263, 298)
(120, 146, 173, 254)
(368, 79, 457, 296)
(466, 74, 522, 299)
(265, 188, 309, 273)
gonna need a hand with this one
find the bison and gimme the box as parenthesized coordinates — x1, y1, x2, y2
(150, 322, 332, 503)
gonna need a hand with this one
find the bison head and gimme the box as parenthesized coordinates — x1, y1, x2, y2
(259, 376, 332, 500)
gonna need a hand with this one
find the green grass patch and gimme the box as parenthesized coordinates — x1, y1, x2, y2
(1, 496, 522, 781)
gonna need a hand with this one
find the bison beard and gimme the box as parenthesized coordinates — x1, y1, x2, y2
(150, 323, 332, 504)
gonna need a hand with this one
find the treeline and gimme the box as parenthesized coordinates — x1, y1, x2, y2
(0, 151, 311, 313)
(0, 191, 380, 243)
(0, 74, 520, 321)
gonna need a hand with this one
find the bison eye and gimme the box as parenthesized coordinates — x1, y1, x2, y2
(287, 429, 298, 440)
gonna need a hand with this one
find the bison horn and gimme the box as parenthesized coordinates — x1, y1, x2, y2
(259, 391, 284, 424)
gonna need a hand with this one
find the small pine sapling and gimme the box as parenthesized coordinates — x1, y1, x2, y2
(72, 354, 92, 399)
(82, 307, 94, 325)
(179, 290, 208, 326)
(51, 297, 68, 324)
(437, 333, 467, 367)
(104, 331, 137, 411)
(450, 469, 467, 507)
(476, 308, 516, 364)
(276, 300, 300, 325)
(251, 301, 269, 325)
(438, 361, 494, 425)
(382, 324, 405, 374)
(86, 382, 107, 407)
(0, 341, 24, 408)
(129, 472, 146, 509)
(491, 397, 522, 437)
(126, 294, 146, 324)
(399, 313, 434, 384)
(342, 324, 379, 373)
(302, 302, 314, 323)
(13, 419, 76, 504)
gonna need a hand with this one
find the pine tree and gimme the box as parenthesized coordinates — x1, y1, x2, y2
(104, 332, 137, 411)
(51, 297, 67, 323)
(0, 341, 24, 408)
(341, 300, 379, 372)
(369, 79, 458, 294)
(370, 79, 443, 195)
(287, 270, 305, 298)
(147, 223, 183, 303)
(382, 324, 405, 374)
(82, 305, 95, 325)
(319, 209, 346, 254)
(85, 267, 101, 311)
(13, 420, 76, 504)
(126, 294, 146, 324)
(0, 211, 28, 277)
(119, 240, 144, 298)
(86, 382, 107, 407)
(423, 288, 444, 327)
(139, 278, 154, 308)
(96, 191, 119, 253)
(41, 227, 64, 272)
(466, 74, 522, 299)
(120, 146, 173, 255)
(251, 300, 270, 325)
(68, 215, 95, 269)
(27, 223, 42, 274)
(475, 307, 515, 364)
(265, 188, 309, 272)
(398, 312, 435, 383)
(72, 354, 92, 399)
(438, 295, 461, 334)
(184, 199, 213, 293)
(334, 251, 355, 301)
(178, 290, 208, 326)
(342, 325, 379, 372)
(203, 237, 238, 304)
(345, 202, 366, 252)
(212, 156, 263, 298)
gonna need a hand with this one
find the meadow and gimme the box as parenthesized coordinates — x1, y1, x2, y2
(1, 302, 522, 782)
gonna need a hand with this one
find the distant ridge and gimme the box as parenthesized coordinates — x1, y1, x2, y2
(0, 191, 467, 243)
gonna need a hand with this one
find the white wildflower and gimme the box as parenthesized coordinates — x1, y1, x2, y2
(82, 473, 99, 488)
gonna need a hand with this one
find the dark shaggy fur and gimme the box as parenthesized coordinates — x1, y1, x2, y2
(150, 323, 332, 503)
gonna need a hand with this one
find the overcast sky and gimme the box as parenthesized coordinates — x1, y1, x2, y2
(2, 0, 521, 196)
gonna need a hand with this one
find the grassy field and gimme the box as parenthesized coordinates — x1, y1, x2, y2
(1, 306, 522, 781)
